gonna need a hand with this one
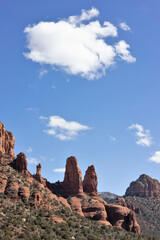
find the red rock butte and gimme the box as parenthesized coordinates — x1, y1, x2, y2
(125, 174, 160, 199)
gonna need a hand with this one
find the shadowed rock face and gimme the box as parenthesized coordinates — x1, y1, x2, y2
(62, 156, 83, 196)
(83, 165, 98, 196)
(105, 204, 140, 234)
(0, 122, 15, 157)
(14, 152, 28, 174)
(125, 174, 160, 198)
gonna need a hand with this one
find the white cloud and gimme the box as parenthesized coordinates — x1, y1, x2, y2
(68, 7, 99, 24)
(53, 168, 65, 173)
(27, 157, 38, 165)
(39, 69, 48, 78)
(39, 116, 48, 120)
(119, 22, 131, 31)
(24, 8, 135, 80)
(26, 107, 38, 112)
(115, 40, 136, 63)
(110, 136, 116, 141)
(150, 151, 160, 164)
(41, 115, 91, 140)
(26, 147, 33, 153)
(128, 124, 152, 147)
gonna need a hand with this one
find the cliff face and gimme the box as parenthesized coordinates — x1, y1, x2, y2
(0, 121, 15, 157)
(125, 174, 160, 199)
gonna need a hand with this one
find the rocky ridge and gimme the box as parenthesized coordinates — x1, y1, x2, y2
(0, 122, 141, 235)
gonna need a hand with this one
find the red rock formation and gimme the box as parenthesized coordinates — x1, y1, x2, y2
(35, 163, 46, 186)
(105, 204, 140, 234)
(0, 173, 8, 193)
(4, 178, 19, 199)
(51, 215, 65, 224)
(82, 202, 107, 221)
(62, 156, 83, 196)
(125, 174, 160, 198)
(0, 121, 15, 157)
(36, 163, 42, 181)
(18, 186, 30, 202)
(83, 165, 98, 196)
(70, 196, 84, 216)
(14, 152, 28, 174)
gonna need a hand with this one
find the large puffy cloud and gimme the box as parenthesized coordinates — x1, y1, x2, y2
(40, 115, 91, 140)
(128, 124, 152, 147)
(150, 151, 160, 164)
(24, 8, 136, 80)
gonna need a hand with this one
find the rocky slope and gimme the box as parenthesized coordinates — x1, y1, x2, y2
(2, 121, 155, 239)
(107, 196, 160, 238)
(0, 157, 154, 240)
(101, 174, 160, 238)
(125, 174, 160, 198)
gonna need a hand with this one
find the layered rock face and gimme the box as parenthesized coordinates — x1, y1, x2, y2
(62, 156, 83, 195)
(125, 174, 160, 198)
(0, 121, 15, 157)
(14, 152, 28, 174)
(83, 165, 98, 196)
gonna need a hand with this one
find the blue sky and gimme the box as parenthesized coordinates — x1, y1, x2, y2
(0, 0, 160, 195)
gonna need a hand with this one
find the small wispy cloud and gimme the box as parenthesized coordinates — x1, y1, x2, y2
(128, 124, 152, 147)
(149, 151, 160, 164)
(26, 107, 38, 112)
(110, 136, 116, 141)
(51, 85, 56, 89)
(40, 115, 91, 140)
(39, 69, 48, 78)
(119, 22, 131, 31)
(26, 147, 33, 153)
(27, 157, 38, 165)
(39, 116, 48, 120)
(53, 168, 65, 173)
